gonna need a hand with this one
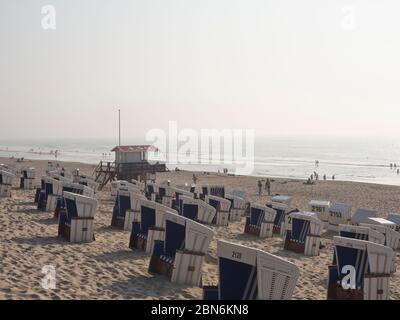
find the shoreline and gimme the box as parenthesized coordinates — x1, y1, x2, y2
(2, 156, 400, 189)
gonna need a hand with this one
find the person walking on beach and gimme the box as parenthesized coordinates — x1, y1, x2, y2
(265, 178, 271, 195)
(258, 180, 262, 196)
(332, 174, 335, 181)
(192, 174, 197, 184)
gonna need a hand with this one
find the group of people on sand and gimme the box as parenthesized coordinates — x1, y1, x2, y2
(389, 163, 400, 175)
(257, 178, 271, 196)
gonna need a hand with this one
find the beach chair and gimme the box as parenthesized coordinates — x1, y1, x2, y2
(58, 192, 98, 243)
(54, 183, 94, 218)
(244, 204, 276, 238)
(123, 192, 147, 231)
(0, 169, 14, 197)
(131, 178, 145, 192)
(129, 200, 177, 254)
(145, 183, 158, 200)
(338, 224, 385, 244)
(19, 167, 35, 189)
(386, 213, 400, 248)
(156, 185, 175, 207)
(201, 185, 225, 199)
(351, 208, 378, 225)
(327, 202, 352, 232)
(225, 194, 247, 221)
(309, 200, 330, 227)
(205, 195, 231, 226)
(36, 176, 55, 210)
(284, 212, 324, 256)
(360, 220, 400, 250)
(111, 190, 136, 229)
(111, 180, 140, 200)
(203, 240, 299, 300)
(386, 213, 400, 231)
(175, 184, 195, 193)
(0, 164, 17, 175)
(271, 195, 292, 207)
(78, 175, 99, 192)
(172, 188, 194, 211)
(179, 195, 216, 224)
(45, 178, 67, 212)
(148, 212, 214, 286)
(266, 202, 289, 236)
(327, 236, 394, 300)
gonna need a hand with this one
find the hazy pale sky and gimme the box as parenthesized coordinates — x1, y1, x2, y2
(1, 0, 400, 140)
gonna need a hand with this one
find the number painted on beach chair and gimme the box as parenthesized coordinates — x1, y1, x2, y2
(340, 265, 356, 290)
(231, 251, 242, 259)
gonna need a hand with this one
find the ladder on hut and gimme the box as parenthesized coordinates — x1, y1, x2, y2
(93, 161, 118, 190)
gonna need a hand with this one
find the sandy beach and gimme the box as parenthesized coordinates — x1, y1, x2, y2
(1, 157, 400, 300)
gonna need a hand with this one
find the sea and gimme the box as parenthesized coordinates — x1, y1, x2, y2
(1, 137, 400, 186)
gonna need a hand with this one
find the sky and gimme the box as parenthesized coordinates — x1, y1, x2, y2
(1, 0, 400, 140)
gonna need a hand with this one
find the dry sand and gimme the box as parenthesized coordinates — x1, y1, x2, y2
(1, 157, 400, 300)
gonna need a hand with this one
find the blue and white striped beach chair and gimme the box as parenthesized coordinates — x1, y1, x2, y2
(58, 191, 98, 243)
(129, 199, 177, 253)
(203, 240, 299, 300)
(284, 211, 324, 255)
(179, 195, 216, 224)
(266, 201, 289, 236)
(327, 236, 394, 300)
(244, 203, 276, 238)
(225, 194, 247, 222)
(205, 195, 231, 226)
(0, 169, 14, 198)
(148, 212, 214, 286)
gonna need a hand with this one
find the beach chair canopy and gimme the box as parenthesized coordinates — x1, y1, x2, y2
(351, 208, 378, 225)
(330, 202, 352, 214)
(366, 218, 396, 229)
(202, 185, 225, 198)
(271, 195, 292, 206)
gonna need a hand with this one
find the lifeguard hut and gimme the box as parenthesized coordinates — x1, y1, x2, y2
(94, 145, 166, 189)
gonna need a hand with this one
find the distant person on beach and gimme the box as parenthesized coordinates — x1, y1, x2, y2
(315, 160, 319, 167)
(310, 174, 313, 180)
(192, 174, 197, 184)
(265, 178, 271, 195)
(332, 175, 335, 181)
(257, 180, 262, 195)
(323, 174, 326, 181)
